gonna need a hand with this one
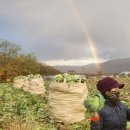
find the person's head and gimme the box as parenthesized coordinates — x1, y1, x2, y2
(96, 77, 124, 104)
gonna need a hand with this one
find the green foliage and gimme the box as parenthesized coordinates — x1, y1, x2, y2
(0, 83, 50, 129)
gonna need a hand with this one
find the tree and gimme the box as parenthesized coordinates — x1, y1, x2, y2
(14, 54, 61, 76)
(15, 54, 41, 75)
(39, 63, 61, 76)
(0, 39, 61, 82)
(0, 39, 21, 80)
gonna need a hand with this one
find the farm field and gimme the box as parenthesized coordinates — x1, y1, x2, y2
(0, 77, 130, 130)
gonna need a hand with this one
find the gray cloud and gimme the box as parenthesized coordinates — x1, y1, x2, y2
(0, 0, 130, 64)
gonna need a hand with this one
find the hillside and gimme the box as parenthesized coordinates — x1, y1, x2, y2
(54, 58, 130, 74)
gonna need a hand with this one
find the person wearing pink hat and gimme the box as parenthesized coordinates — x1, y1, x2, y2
(91, 77, 130, 130)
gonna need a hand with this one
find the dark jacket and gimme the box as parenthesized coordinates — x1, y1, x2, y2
(91, 100, 130, 130)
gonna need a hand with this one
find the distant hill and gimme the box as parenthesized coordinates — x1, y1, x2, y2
(54, 58, 130, 74)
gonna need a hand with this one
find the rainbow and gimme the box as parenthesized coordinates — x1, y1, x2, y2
(67, 0, 101, 71)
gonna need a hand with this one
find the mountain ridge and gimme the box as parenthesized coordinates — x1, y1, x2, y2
(53, 57, 130, 74)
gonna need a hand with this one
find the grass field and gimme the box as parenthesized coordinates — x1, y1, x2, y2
(0, 77, 130, 130)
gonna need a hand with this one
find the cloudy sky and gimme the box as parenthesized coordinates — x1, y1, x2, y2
(0, 0, 130, 66)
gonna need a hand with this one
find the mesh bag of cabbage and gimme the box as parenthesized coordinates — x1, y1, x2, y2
(48, 82, 88, 124)
(13, 75, 45, 95)
(13, 78, 25, 89)
(28, 78, 45, 94)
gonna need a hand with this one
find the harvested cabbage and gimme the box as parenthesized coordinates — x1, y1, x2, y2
(84, 94, 105, 112)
